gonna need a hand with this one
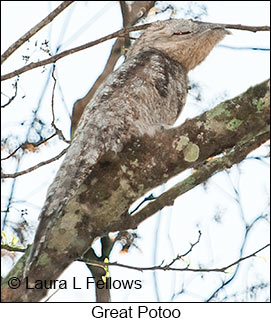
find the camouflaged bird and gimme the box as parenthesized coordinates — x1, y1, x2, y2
(25, 19, 230, 281)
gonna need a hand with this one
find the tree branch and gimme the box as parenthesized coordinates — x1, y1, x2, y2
(213, 22, 270, 32)
(1, 1, 74, 64)
(1, 244, 27, 253)
(1, 146, 69, 179)
(1, 133, 57, 161)
(50, 65, 70, 144)
(80, 242, 269, 273)
(1, 79, 269, 302)
(1, 24, 151, 82)
(1, 21, 269, 82)
(129, 131, 269, 227)
(1, 81, 18, 107)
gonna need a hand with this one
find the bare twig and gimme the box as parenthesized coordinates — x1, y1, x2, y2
(1, 1, 73, 64)
(1, 244, 27, 253)
(1, 21, 269, 82)
(1, 24, 151, 82)
(1, 81, 18, 107)
(51, 65, 57, 125)
(1, 133, 57, 161)
(166, 230, 202, 268)
(195, 20, 270, 32)
(1, 146, 69, 179)
(79, 243, 269, 273)
(216, 23, 270, 32)
(130, 193, 156, 215)
(218, 244, 269, 272)
(44, 288, 61, 302)
(206, 212, 269, 301)
(50, 65, 70, 144)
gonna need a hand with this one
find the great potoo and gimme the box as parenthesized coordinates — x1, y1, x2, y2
(26, 19, 230, 277)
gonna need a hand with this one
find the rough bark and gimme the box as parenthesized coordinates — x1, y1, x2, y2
(1, 79, 269, 302)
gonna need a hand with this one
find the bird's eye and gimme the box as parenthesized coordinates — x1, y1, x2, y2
(173, 31, 191, 35)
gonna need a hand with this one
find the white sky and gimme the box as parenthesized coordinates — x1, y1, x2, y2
(1, 0, 270, 307)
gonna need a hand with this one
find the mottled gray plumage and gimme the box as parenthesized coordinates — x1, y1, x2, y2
(26, 19, 229, 272)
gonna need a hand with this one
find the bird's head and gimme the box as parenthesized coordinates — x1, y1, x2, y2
(127, 19, 231, 71)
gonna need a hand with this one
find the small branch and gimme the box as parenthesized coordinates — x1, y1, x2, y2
(44, 288, 60, 302)
(2, 20, 269, 81)
(79, 244, 269, 273)
(130, 193, 156, 215)
(51, 65, 57, 125)
(1, 81, 18, 107)
(1, 24, 151, 82)
(218, 23, 270, 33)
(206, 213, 269, 302)
(79, 231, 202, 271)
(50, 66, 70, 144)
(196, 21, 270, 32)
(219, 44, 269, 51)
(218, 244, 270, 272)
(1, 133, 57, 161)
(1, 244, 27, 253)
(166, 230, 202, 268)
(1, 1, 73, 64)
(1, 146, 69, 179)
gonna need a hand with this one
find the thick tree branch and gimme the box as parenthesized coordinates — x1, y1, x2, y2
(1, 79, 269, 302)
(1, 1, 73, 64)
(104, 80, 269, 234)
(129, 130, 269, 227)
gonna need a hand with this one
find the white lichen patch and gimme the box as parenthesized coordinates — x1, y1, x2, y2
(173, 135, 199, 162)
(183, 142, 200, 162)
(173, 135, 190, 151)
